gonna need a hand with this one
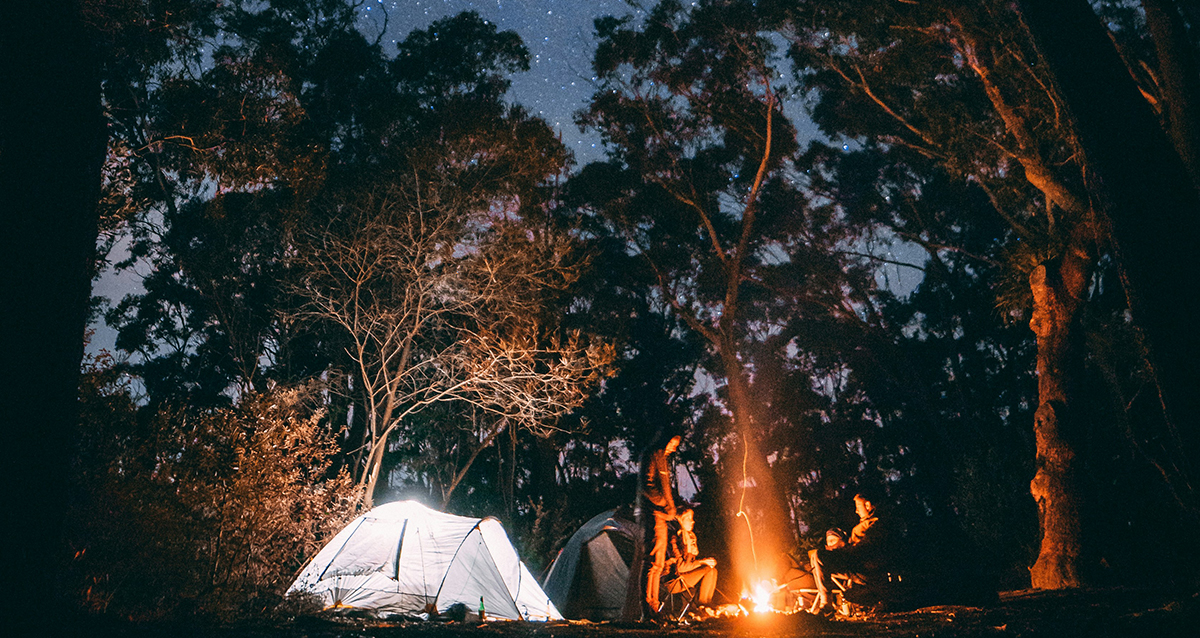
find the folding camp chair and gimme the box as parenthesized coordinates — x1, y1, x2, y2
(659, 569, 697, 621)
(781, 560, 851, 614)
(654, 515, 699, 621)
(803, 573, 854, 615)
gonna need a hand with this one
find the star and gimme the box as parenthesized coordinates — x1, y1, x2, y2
(374, 0, 643, 165)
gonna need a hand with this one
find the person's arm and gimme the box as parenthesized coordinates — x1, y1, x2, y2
(666, 535, 683, 571)
(642, 451, 667, 507)
(846, 518, 887, 565)
(657, 453, 676, 515)
(681, 528, 699, 560)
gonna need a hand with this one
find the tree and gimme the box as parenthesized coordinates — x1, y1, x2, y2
(100, 0, 365, 404)
(70, 355, 357, 620)
(83, 1, 615, 611)
(1017, 0, 1200, 526)
(0, 1, 105, 624)
(577, 0, 897, 585)
(773, 0, 1100, 588)
(776, 0, 1200, 587)
(291, 154, 612, 508)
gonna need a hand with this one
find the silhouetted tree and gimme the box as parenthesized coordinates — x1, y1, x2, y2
(1, 1, 105, 624)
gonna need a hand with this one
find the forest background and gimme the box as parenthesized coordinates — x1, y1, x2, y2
(3, 0, 1200, 624)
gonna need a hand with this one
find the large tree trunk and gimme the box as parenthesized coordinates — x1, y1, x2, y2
(1027, 249, 1092, 589)
(721, 349, 789, 588)
(1143, 0, 1200, 191)
(0, 2, 105, 624)
(1018, 0, 1200, 511)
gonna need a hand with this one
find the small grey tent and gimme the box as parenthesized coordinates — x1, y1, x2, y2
(541, 508, 639, 620)
(288, 500, 560, 621)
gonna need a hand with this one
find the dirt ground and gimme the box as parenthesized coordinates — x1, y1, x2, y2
(72, 588, 1198, 637)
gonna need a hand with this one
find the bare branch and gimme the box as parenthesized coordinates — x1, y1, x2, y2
(286, 152, 611, 508)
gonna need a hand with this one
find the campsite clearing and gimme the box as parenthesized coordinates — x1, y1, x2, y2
(76, 587, 1192, 637)
(293, 588, 1194, 637)
(317, 588, 1190, 637)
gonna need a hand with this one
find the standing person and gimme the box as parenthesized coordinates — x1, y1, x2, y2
(636, 429, 682, 620)
(664, 508, 718, 605)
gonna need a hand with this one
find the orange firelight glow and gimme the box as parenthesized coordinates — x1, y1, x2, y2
(743, 579, 777, 613)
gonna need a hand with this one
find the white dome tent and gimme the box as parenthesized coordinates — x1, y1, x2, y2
(288, 500, 561, 621)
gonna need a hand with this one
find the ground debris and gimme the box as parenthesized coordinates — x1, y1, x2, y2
(70, 588, 1199, 638)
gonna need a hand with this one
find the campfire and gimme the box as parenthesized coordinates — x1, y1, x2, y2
(672, 577, 815, 626)
(724, 577, 803, 618)
(744, 579, 778, 613)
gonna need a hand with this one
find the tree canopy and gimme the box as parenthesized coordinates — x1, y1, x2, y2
(50, 0, 1200, 621)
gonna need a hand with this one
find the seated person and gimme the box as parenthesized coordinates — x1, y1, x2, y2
(662, 508, 718, 605)
(826, 527, 847, 551)
(809, 488, 897, 615)
(778, 528, 845, 610)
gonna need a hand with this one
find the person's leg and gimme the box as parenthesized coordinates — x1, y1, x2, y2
(697, 566, 717, 604)
(810, 548, 856, 611)
(786, 569, 816, 590)
(624, 520, 646, 620)
(808, 548, 829, 609)
(668, 564, 717, 605)
(644, 510, 670, 612)
(638, 512, 655, 617)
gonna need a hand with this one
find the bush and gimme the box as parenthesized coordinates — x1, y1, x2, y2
(70, 362, 358, 621)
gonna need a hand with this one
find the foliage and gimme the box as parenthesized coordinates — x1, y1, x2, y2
(290, 164, 614, 507)
(70, 352, 356, 620)
(73, 0, 1200, 613)
(566, 0, 1087, 586)
(574, 1, 884, 573)
(85, 1, 615, 599)
(766, 0, 1198, 584)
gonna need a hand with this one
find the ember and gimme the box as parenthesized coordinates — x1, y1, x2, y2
(750, 579, 775, 612)
(739, 579, 788, 615)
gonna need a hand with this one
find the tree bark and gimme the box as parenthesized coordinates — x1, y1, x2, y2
(1143, 0, 1200, 191)
(0, 1, 105, 623)
(1027, 248, 1092, 589)
(1017, 0, 1200, 513)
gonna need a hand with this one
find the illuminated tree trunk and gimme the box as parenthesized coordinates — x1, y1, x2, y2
(1019, 0, 1200, 519)
(720, 343, 788, 586)
(1027, 249, 1091, 589)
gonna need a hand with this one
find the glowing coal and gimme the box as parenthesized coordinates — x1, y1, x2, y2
(737, 578, 792, 616)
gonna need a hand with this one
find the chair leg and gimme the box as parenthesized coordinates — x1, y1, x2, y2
(662, 577, 697, 621)
(677, 597, 691, 621)
(796, 588, 820, 614)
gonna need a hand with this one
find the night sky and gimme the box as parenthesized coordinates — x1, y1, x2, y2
(362, 0, 650, 164)
(89, 1, 919, 354)
(90, 1, 646, 353)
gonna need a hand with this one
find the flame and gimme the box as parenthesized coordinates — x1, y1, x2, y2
(745, 579, 776, 613)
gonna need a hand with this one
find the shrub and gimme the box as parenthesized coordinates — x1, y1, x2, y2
(70, 363, 358, 621)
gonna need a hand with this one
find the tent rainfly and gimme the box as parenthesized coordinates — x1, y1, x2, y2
(541, 508, 638, 621)
(288, 500, 561, 621)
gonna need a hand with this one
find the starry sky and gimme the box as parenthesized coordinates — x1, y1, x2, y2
(360, 0, 651, 164)
(90, 1, 922, 355)
(91, 1, 647, 354)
